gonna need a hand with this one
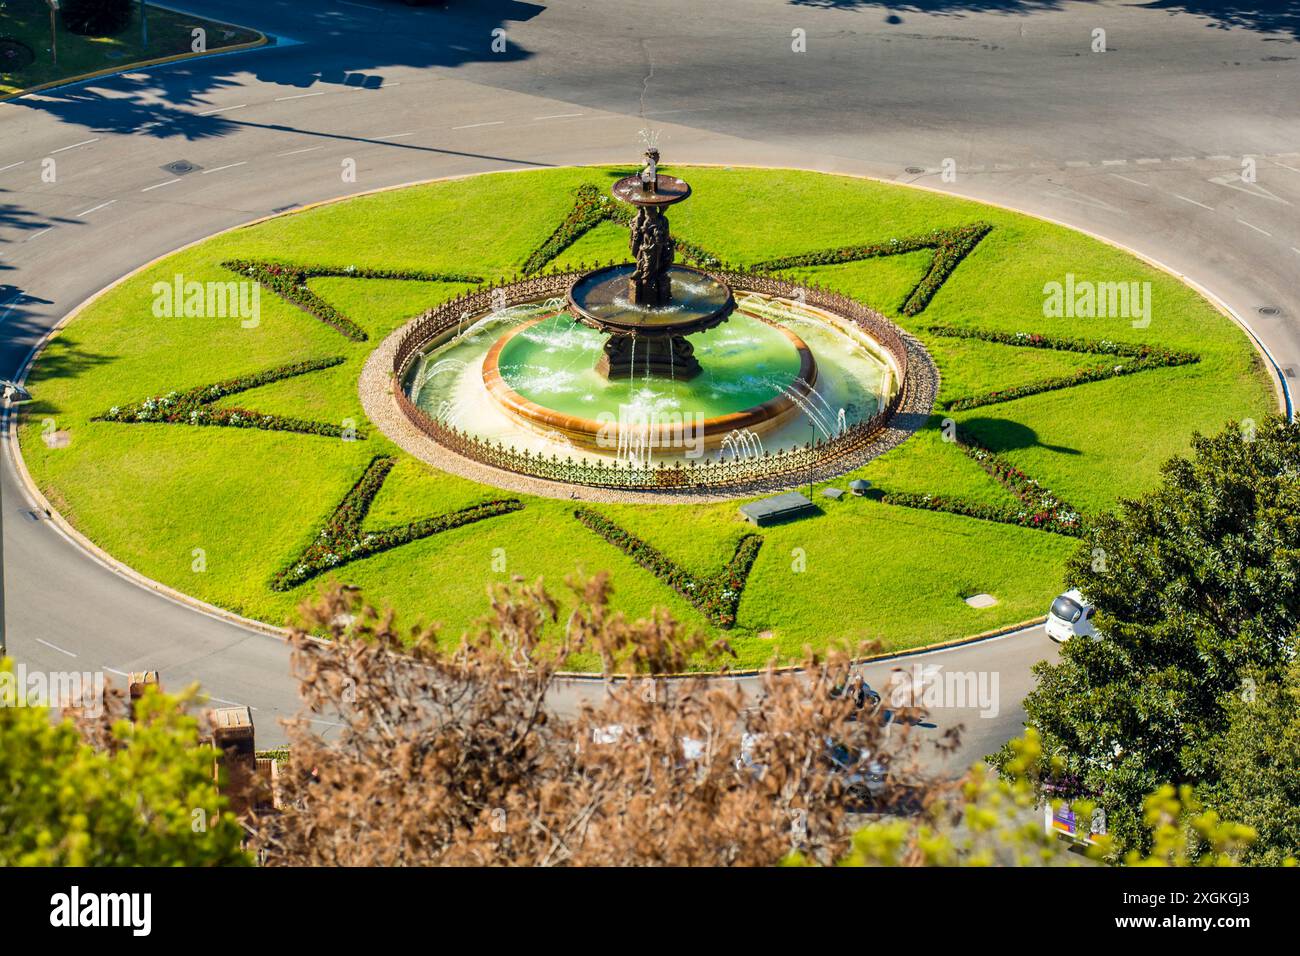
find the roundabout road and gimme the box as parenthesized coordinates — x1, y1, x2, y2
(1, 1, 1295, 760)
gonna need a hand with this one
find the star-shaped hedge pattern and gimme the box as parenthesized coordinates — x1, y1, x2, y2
(91, 181, 1204, 619)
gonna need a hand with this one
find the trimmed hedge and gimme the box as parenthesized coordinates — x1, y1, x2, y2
(575, 507, 761, 628)
(95, 357, 357, 439)
(272, 456, 522, 591)
(881, 430, 1084, 537)
(879, 492, 1084, 537)
(223, 260, 484, 342)
(924, 325, 1200, 411)
(750, 223, 992, 316)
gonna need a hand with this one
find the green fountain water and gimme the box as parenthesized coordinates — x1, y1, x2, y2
(497, 311, 802, 420)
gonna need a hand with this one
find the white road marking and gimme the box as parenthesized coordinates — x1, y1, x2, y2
(1100, 159, 1127, 165)
(141, 178, 181, 192)
(1236, 218, 1272, 237)
(209, 695, 244, 706)
(1269, 159, 1300, 174)
(1208, 174, 1291, 205)
(534, 112, 584, 120)
(376, 131, 416, 139)
(201, 162, 248, 174)
(1135, 158, 1161, 164)
(1107, 173, 1149, 188)
(196, 104, 247, 116)
(50, 138, 100, 153)
(26, 227, 52, 241)
(76, 199, 117, 216)
(275, 91, 325, 101)
(1170, 156, 1196, 162)
(1207, 154, 1234, 161)
(0, 161, 25, 173)
(1064, 160, 1090, 168)
(1174, 193, 1213, 210)
(310, 717, 344, 728)
(1293, 247, 1300, 256)
(103, 666, 130, 677)
(275, 145, 324, 157)
(36, 637, 78, 658)
(452, 121, 504, 130)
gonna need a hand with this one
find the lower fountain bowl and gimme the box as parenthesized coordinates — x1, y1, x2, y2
(482, 315, 818, 452)
(567, 263, 736, 337)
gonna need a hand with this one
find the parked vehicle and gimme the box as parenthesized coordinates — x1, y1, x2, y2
(1045, 588, 1097, 642)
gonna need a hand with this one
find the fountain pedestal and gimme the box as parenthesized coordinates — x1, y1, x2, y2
(597, 333, 701, 380)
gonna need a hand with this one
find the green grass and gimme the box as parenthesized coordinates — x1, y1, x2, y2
(0, 2, 262, 97)
(18, 166, 1276, 669)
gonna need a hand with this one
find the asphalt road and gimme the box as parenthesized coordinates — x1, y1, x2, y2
(1, 1, 1295, 761)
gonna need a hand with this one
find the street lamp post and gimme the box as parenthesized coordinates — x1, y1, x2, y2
(46, 1, 60, 68)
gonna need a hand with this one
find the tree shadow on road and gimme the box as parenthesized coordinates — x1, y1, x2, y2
(787, 0, 1300, 39)
(3, 0, 547, 147)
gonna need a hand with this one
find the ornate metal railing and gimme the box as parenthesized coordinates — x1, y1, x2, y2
(390, 269, 914, 491)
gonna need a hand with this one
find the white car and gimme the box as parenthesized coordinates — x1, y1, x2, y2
(1045, 588, 1097, 642)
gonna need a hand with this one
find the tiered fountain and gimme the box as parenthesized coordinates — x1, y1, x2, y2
(400, 151, 901, 473)
(480, 150, 821, 453)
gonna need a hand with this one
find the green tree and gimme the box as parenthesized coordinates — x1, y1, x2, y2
(1202, 662, 1300, 864)
(827, 731, 1261, 867)
(994, 417, 1300, 852)
(0, 659, 251, 866)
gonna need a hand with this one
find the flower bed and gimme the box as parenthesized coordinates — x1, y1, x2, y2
(575, 507, 762, 628)
(750, 223, 992, 316)
(95, 357, 357, 438)
(879, 492, 1084, 537)
(881, 429, 1083, 537)
(272, 456, 522, 591)
(223, 260, 484, 342)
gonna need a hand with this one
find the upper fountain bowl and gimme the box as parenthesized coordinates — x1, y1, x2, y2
(611, 173, 691, 208)
(567, 263, 736, 336)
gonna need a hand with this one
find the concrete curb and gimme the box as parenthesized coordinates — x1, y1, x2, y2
(0, 15, 269, 105)
(9, 160, 1262, 677)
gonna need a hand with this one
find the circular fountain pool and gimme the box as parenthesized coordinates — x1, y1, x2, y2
(404, 293, 895, 465)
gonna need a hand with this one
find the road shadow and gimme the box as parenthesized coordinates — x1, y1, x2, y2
(786, 0, 1300, 38)
(4, 0, 546, 144)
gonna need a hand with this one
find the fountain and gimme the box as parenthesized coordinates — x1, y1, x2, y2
(400, 152, 905, 471)
(565, 149, 736, 380)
